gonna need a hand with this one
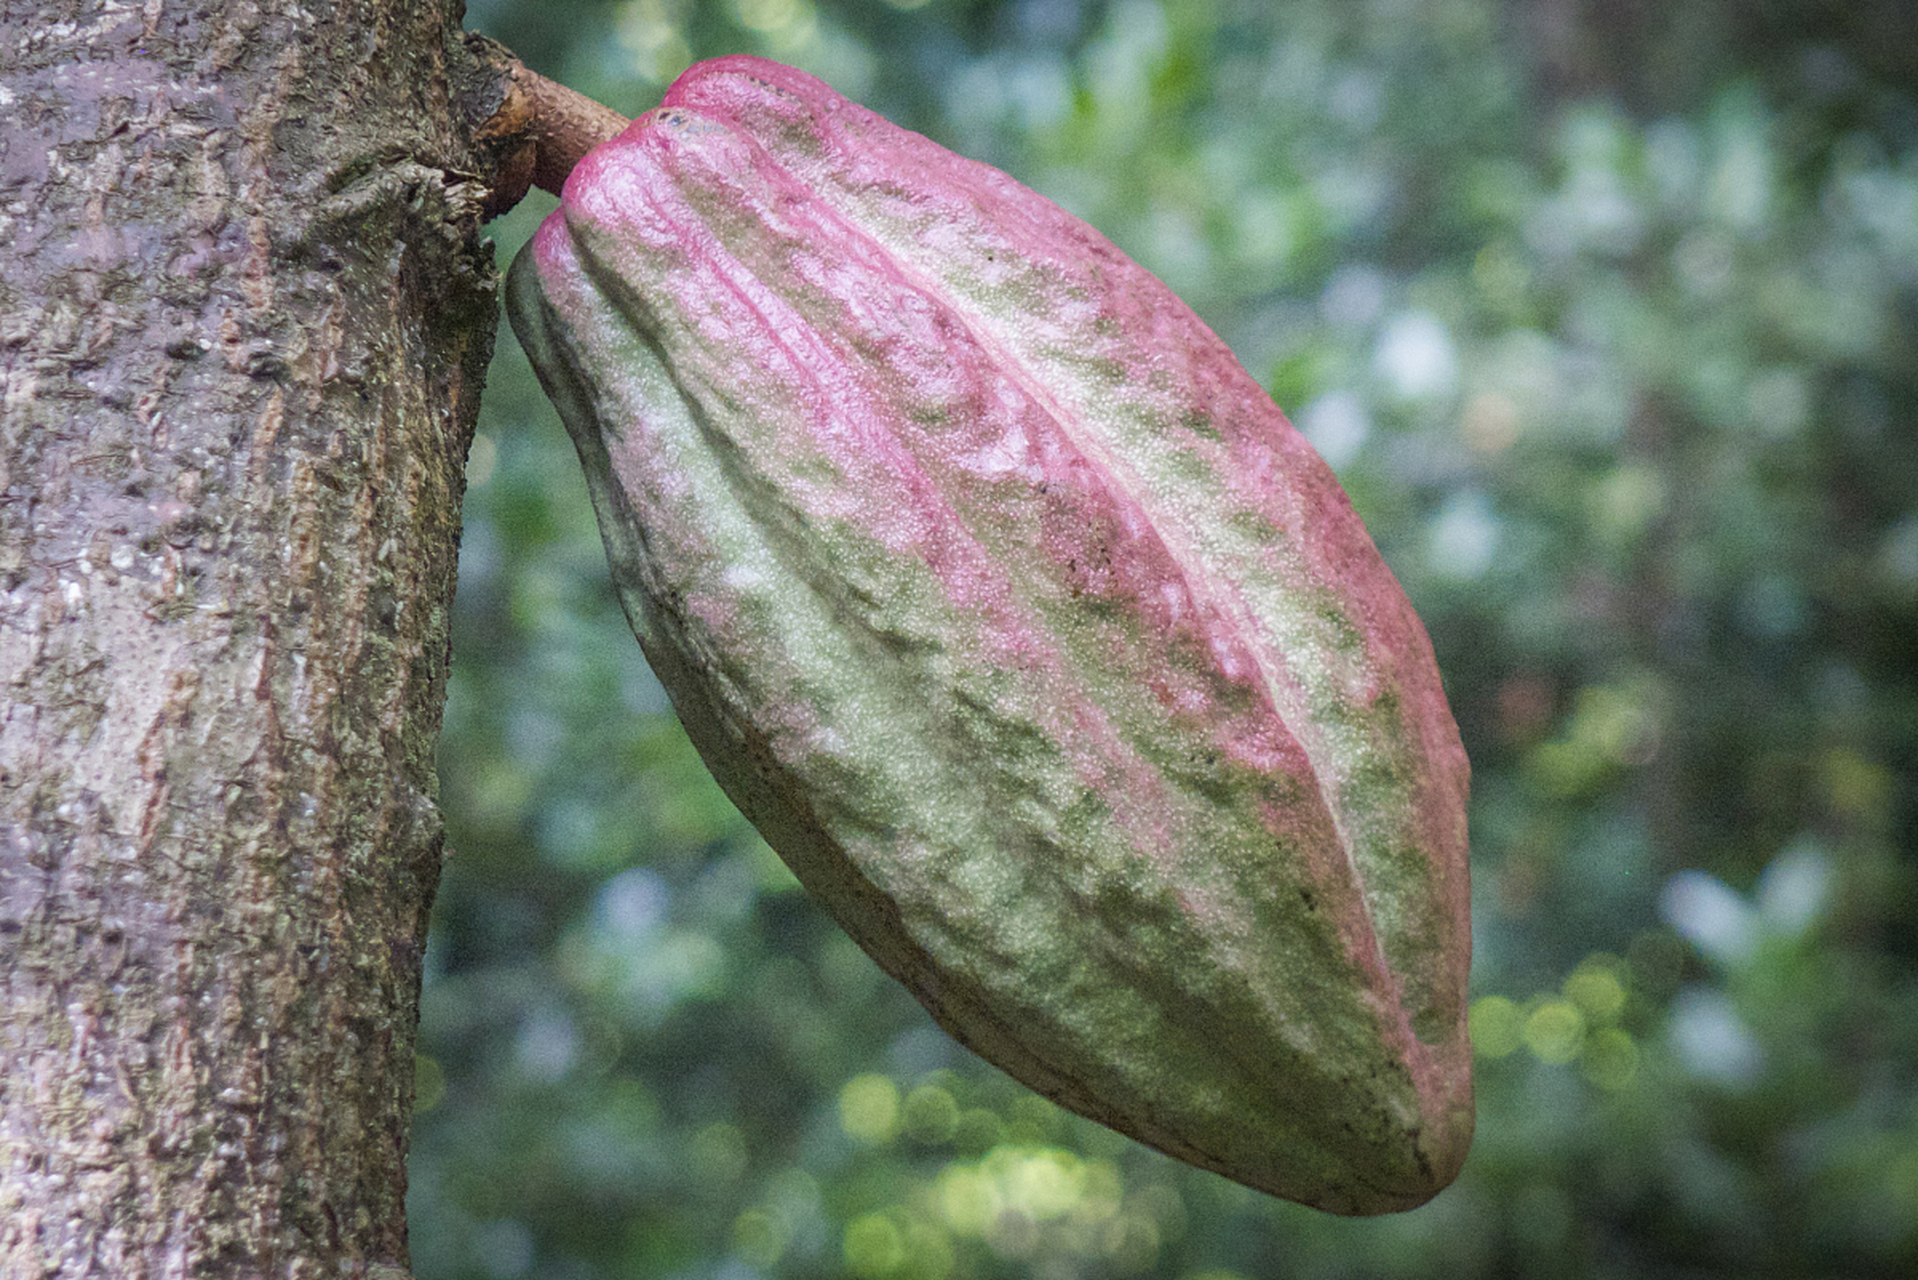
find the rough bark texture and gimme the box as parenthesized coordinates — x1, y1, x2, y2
(0, 1, 499, 1275)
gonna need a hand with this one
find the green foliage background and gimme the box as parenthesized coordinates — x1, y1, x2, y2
(415, 1, 1918, 1275)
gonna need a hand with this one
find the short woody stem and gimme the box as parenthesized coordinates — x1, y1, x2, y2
(466, 34, 632, 218)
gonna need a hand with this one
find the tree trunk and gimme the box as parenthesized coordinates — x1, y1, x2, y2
(0, 1, 497, 1275)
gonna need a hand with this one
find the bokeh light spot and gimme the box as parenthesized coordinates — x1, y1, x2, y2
(1469, 995, 1523, 1058)
(1524, 999, 1586, 1064)
(840, 1073, 902, 1145)
(903, 1083, 960, 1144)
(1564, 962, 1627, 1023)
(1581, 1027, 1640, 1091)
(844, 1212, 906, 1276)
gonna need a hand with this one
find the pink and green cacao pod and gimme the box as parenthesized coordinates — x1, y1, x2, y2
(507, 55, 1472, 1215)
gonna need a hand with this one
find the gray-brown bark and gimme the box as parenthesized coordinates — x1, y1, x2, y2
(0, 1, 500, 1275)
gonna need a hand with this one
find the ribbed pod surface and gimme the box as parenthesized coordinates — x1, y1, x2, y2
(508, 56, 1472, 1214)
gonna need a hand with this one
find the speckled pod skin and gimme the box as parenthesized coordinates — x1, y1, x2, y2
(507, 56, 1472, 1215)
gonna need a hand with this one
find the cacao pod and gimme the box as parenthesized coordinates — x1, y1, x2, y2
(506, 55, 1472, 1215)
